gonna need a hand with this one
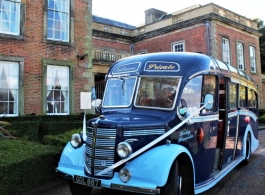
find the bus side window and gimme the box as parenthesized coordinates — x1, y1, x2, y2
(179, 76, 202, 116)
(239, 85, 246, 108)
(253, 92, 258, 108)
(202, 75, 217, 113)
(229, 83, 237, 111)
(248, 89, 258, 110)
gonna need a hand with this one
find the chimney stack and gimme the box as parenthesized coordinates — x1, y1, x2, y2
(145, 8, 167, 25)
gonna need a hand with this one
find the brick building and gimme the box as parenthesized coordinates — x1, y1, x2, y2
(0, 2, 262, 117)
(0, 0, 93, 116)
(92, 3, 264, 108)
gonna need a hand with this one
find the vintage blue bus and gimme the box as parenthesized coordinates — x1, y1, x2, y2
(56, 52, 259, 195)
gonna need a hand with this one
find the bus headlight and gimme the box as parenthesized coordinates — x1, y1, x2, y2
(116, 142, 132, 159)
(119, 168, 131, 183)
(70, 134, 82, 148)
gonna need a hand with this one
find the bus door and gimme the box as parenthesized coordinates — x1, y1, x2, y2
(214, 77, 238, 170)
(221, 81, 239, 167)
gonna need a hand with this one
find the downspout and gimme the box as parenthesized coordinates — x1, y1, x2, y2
(205, 21, 210, 56)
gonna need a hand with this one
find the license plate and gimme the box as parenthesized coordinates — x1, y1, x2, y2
(73, 175, 101, 188)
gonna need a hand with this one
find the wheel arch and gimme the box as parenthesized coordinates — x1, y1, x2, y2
(124, 144, 195, 189)
(177, 152, 195, 194)
(243, 124, 259, 156)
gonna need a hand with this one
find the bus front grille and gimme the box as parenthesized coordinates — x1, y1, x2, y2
(85, 126, 116, 178)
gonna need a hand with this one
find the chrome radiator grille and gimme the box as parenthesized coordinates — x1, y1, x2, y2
(85, 126, 117, 177)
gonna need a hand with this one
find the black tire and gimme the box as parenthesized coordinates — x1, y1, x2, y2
(68, 180, 93, 195)
(243, 134, 251, 165)
(160, 160, 182, 195)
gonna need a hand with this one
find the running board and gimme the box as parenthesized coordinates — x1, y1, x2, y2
(195, 156, 244, 194)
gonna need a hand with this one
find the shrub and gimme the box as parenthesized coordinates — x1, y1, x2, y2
(42, 128, 82, 146)
(0, 139, 63, 195)
(2, 114, 98, 141)
(259, 109, 265, 116)
(259, 114, 265, 124)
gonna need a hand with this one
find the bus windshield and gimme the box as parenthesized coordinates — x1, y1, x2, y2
(102, 77, 137, 107)
(135, 77, 180, 109)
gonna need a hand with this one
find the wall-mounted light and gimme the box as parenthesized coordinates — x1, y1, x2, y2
(77, 54, 88, 68)
(77, 54, 88, 60)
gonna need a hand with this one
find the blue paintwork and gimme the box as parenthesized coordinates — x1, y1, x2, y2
(56, 52, 259, 194)
(123, 144, 194, 187)
(57, 143, 194, 190)
(58, 142, 86, 171)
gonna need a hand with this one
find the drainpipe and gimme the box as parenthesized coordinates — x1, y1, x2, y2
(205, 21, 210, 56)
(130, 43, 135, 55)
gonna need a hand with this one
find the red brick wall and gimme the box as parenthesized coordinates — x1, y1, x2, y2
(135, 25, 208, 54)
(214, 23, 261, 76)
(0, 1, 91, 115)
(214, 23, 263, 107)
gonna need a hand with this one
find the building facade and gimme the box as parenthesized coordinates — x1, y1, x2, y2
(0, 0, 93, 116)
(0, 2, 262, 117)
(92, 3, 264, 108)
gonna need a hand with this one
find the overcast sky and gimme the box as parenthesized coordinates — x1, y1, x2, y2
(92, 0, 265, 27)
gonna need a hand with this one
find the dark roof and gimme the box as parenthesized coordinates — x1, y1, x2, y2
(92, 15, 136, 30)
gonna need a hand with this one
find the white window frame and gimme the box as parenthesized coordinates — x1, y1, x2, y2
(47, 65, 69, 115)
(171, 41, 185, 52)
(249, 46, 256, 73)
(0, 61, 19, 116)
(237, 42, 244, 71)
(47, 0, 70, 42)
(222, 38, 230, 65)
(0, 0, 21, 35)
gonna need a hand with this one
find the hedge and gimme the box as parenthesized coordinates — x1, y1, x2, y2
(2, 114, 97, 141)
(42, 128, 82, 147)
(0, 139, 63, 195)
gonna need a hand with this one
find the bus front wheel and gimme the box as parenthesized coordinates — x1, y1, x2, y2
(160, 159, 182, 195)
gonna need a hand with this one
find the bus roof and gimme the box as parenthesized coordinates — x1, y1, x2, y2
(108, 52, 255, 86)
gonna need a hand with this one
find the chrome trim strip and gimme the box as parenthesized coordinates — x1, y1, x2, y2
(238, 110, 258, 121)
(227, 110, 258, 121)
(190, 114, 218, 123)
(111, 184, 160, 194)
(228, 111, 238, 118)
(124, 129, 165, 137)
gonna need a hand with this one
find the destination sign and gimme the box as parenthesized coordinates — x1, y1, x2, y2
(112, 62, 140, 74)
(144, 61, 180, 72)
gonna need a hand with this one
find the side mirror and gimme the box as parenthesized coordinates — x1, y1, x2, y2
(179, 99, 188, 117)
(204, 94, 214, 110)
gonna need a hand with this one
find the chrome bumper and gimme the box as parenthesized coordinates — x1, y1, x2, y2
(55, 169, 160, 194)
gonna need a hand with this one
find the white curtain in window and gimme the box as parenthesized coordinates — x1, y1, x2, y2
(0, 61, 19, 89)
(250, 46, 256, 72)
(47, 65, 69, 113)
(0, 61, 19, 115)
(237, 42, 244, 70)
(222, 38, 230, 65)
